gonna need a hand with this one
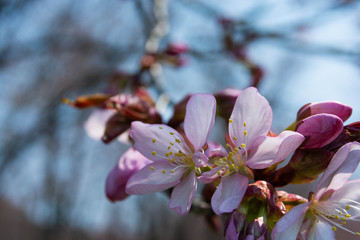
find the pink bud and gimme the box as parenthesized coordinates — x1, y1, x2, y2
(165, 42, 188, 55)
(105, 148, 151, 202)
(297, 101, 352, 122)
(296, 113, 343, 149)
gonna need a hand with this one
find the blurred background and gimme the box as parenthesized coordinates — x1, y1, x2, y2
(1, 0, 360, 239)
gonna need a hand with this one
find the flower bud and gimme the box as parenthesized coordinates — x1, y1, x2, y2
(102, 88, 162, 143)
(296, 101, 352, 122)
(295, 113, 343, 149)
(105, 148, 152, 202)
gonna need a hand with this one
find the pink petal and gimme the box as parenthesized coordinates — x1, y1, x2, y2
(126, 161, 185, 195)
(229, 87, 272, 148)
(271, 202, 310, 240)
(105, 148, 151, 201)
(193, 151, 209, 168)
(184, 93, 216, 151)
(296, 113, 343, 149)
(205, 141, 228, 158)
(246, 131, 304, 169)
(225, 215, 239, 240)
(168, 171, 197, 215)
(130, 121, 190, 161)
(308, 221, 335, 240)
(198, 166, 223, 184)
(211, 173, 249, 215)
(84, 109, 115, 140)
(329, 179, 360, 211)
(315, 142, 360, 199)
(297, 101, 352, 122)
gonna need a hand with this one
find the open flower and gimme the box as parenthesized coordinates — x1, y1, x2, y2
(272, 142, 360, 240)
(126, 93, 216, 215)
(200, 87, 304, 215)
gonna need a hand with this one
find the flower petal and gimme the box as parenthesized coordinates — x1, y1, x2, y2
(315, 142, 360, 199)
(296, 113, 343, 149)
(205, 141, 228, 158)
(184, 93, 216, 151)
(198, 166, 223, 184)
(297, 101, 352, 122)
(211, 173, 249, 215)
(193, 151, 209, 168)
(126, 161, 185, 195)
(271, 202, 310, 240)
(329, 179, 360, 218)
(308, 221, 335, 240)
(168, 171, 197, 215)
(105, 148, 151, 201)
(130, 121, 189, 161)
(225, 214, 240, 240)
(229, 87, 272, 148)
(84, 109, 115, 140)
(246, 131, 304, 169)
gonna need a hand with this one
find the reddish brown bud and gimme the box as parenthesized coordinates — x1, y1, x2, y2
(62, 93, 110, 108)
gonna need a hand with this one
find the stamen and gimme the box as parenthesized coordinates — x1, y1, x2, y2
(162, 170, 166, 174)
(152, 151, 156, 156)
(168, 146, 171, 150)
(332, 226, 337, 231)
(152, 139, 156, 143)
(244, 130, 248, 136)
(244, 122, 247, 127)
(241, 143, 246, 148)
(150, 167, 155, 170)
(159, 126, 163, 129)
(175, 139, 181, 143)
(233, 136, 238, 140)
(170, 169, 175, 173)
(229, 119, 233, 123)
(169, 132, 174, 135)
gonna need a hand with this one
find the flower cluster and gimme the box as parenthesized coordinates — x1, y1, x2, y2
(95, 87, 360, 240)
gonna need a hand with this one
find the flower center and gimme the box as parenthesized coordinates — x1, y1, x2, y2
(310, 198, 360, 236)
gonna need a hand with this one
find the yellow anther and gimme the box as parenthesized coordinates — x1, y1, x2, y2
(241, 143, 246, 148)
(170, 169, 175, 173)
(168, 146, 171, 150)
(244, 122, 247, 127)
(243, 130, 248, 136)
(346, 205, 351, 210)
(159, 126, 163, 129)
(152, 151, 156, 156)
(171, 158, 175, 162)
(233, 136, 238, 140)
(341, 217, 347, 221)
(229, 119, 233, 123)
(170, 142, 174, 145)
(217, 170, 221, 175)
(342, 222, 346, 225)
(165, 153, 170, 157)
(169, 132, 174, 135)
(345, 214, 351, 218)
(175, 139, 181, 143)
(150, 167, 155, 170)
(356, 232, 360, 236)
(333, 215, 339, 219)
(228, 152, 234, 156)
(152, 139, 156, 143)
(226, 143, 230, 148)
(162, 170, 166, 174)
(339, 212, 342, 215)
(234, 147, 239, 152)
(332, 226, 337, 231)
(169, 151, 173, 155)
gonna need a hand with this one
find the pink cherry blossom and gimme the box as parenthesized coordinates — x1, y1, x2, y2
(105, 148, 152, 202)
(126, 93, 216, 215)
(272, 142, 360, 240)
(202, 87, 304, 215)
